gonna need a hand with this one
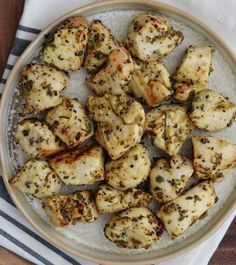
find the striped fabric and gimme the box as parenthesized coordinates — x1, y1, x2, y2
(0, 1, 235, 265)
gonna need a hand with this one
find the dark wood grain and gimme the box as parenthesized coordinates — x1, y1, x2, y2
(209, 218, 236, 265)
(0, 247, 32, 265)
(0, 1, 235, 264)
(0, 0, 25, 77)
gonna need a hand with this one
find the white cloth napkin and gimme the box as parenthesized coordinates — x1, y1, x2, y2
(0, 0, 236, 264)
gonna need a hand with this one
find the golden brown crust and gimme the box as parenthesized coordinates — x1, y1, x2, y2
(44, 190, 99, 227)
(49, 146, 104, 185)
(87, 47, 134, 96)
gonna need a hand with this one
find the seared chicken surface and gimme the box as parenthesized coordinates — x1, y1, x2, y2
(172, 46, 213, 101)
(105, 207, 163, 249)
(145, 105, 194, 156)
(193, 136, 236, 181)
(84, 20, 120, 72)
(95, 184, 151, 213)
(190, 89, 236, 131)
(46, 97, 94, 148)
(16, 119, 64, 158)
(150, 155, 193, 204)
(105, 144, 151, 190)
(44, 17, 89, 71)
(87, 94, 145, 159)
(20, 64, 69, 113)
(49, 146, 104, 185)
(10, 160, 61, 198)
(157, 181, 216, 238)
(124, 13, 183, 61)
(129, 60, 173, 106)
(44, 190, 99, 226)
(87, 47, 134, 96)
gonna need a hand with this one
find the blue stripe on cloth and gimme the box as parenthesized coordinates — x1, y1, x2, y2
(18, 25, 41, 34)
(1, 78, 6, 84)
(0, 228, 54, 265)
(6, 64, 13, 70)
(0, 177, 15, 206)
(11, 38, 31, 57)
(0, 209, 82, 265)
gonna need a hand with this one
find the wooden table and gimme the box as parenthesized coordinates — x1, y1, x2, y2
(0, 0, 235, 264)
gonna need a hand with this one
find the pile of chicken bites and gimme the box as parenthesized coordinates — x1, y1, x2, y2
(11, 13, 236, 249)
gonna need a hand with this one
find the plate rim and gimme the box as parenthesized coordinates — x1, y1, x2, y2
(0, 0, 236, 264)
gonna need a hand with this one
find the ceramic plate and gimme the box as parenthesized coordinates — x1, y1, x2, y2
(0, 1, 236, 264)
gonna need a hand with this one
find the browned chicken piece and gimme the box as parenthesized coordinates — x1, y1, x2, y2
(190, 89, 236, 131)
(157, 181, 216, 238)
(129, 60, 173, 107)
(16, 119, 64, 158)
(87, 94, 145, 159)
(193, 136, 236, 181)
(44, 17, 89, 71)
(49, 146, 104, 185)
(46, 97, 94, 148)
(105, 144, 151, 190)
(44, 191, 99, 227)
(95, 184, 151, 213)
(145, 105, 194, 156)
(124, 13, 183, 61)
(84, 20, 120, 72)
(10, 160, 61, 198)
(150, 155, 193, 204)
(87, 47, 134, 96)
(172, 45, 213, 101)
(105, 207, 163, 249)
(20, 64, 69, 113)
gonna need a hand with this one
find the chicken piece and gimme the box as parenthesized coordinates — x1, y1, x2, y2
(84, 20, 120, 72)
(95, 184, 151, 213)
(46, 97, 94, 148)
(43, 17, 88, 71)
(105, 144, 151, 190)
(87, 47, 134, 96)
(129, 60, 173, 106)
(49, 146, 104, 185)
(192, 136, 236, 181)
(87, 94, 145, 159)
(157, 181, 216, 238)
(16, 119, 64, 158)
(172, 46, 213, 101)
(10, 160, 61, 198)
(20, 64, 69, 113)
(190, 89, 236, 131)
(44, 191, 99, 227)
(150, 155, 193, 204)
(104, 207, 163, 249)
(145, 105, 194, 156)
(124, 13, 183, 61)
